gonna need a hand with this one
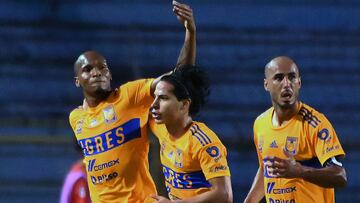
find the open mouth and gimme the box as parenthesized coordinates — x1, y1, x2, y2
(281, 91, 293, 99)
(151, 110, 161, 120)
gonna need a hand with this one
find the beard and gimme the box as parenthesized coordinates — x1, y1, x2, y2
(89, 86, 112, 101)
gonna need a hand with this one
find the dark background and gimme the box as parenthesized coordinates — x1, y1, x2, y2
(0, 0, 359, 202)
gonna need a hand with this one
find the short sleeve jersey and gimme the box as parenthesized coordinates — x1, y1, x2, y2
(69, 79, 157, 203)
(254, 102, 345, 203)
(150, 120, 231, 200)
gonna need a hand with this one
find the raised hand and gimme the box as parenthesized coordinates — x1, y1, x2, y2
(173, 0, 196, 33)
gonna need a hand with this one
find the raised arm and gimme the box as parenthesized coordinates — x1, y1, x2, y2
(173, 0, 196, 67)
(151, 1, 196, 94)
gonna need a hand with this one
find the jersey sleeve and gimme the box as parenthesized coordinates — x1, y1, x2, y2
(121, 78, 155, 107)
(198, 142, 231, 180)
(312, 115, 345, 165)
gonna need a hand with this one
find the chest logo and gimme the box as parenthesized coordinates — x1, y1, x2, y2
(285, 136, 298, 155)
(103, 105, 117, 124)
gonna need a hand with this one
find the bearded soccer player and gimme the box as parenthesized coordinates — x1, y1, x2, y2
(69, 1, 196, 202)
(149, 66, 232, 203)
(244, 56, 347, 203)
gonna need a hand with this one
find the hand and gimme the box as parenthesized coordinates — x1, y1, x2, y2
(151, 194, 173, 203)
(173, 1, 196, 33)
(263, 149, 303, 178)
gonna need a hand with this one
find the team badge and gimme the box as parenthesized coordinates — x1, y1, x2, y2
(285, 136, 298, 155)
(103, 105, 117, 124)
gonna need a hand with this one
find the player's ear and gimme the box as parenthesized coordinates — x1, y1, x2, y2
(264, 78, 269, 91)
(75, 77, 80, 87)
(298, 77, 301, 89)
(181, 99, 191, 112)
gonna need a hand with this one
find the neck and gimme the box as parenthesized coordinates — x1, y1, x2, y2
(273, 102, 300, 126)
(84, 91, 111, 108)
(166, 116, 193, 138)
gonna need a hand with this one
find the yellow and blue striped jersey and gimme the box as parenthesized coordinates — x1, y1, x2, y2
(69, 79, 157, 203)
(150, 120, 231, 200)
(254, 102, 345, 203)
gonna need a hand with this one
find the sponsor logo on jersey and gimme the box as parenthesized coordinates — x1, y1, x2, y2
(90, 172, 119, 185)
(318, 128, 331, 142)
(267, 182, 296, 194)
(209, 165, 228, 173)
(269, 198, 295, 203)
(206, 146, 220, 158)
(323, 144, 340, 155)
(269, 140, 278, 148)
(103, 105, 117, 124)
(87, 158, 120, 172)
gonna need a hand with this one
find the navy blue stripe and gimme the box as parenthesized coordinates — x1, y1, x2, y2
(193, 133, 205, 146)
(312, 114, 321, 123)
(162, 165, 211, 189)
(191, 126, 206, 146)
(299, 108, 319, 128)
(195, 132, 209, 145)
(298, 157, 323, 168)
(78, 118, 141, 156)
(194, 124, 212, 144)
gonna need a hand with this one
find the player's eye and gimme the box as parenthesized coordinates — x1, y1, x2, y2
(274, 75, 283, 81)
(83, 66, 92, 72)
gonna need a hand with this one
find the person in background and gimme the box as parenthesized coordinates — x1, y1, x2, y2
(244, 56, 347, 203)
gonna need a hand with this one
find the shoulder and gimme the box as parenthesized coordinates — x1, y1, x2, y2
(120, 78, 155, 90)
(69, 107, 84, 126)
(297, 102, 329, 129)
(190, 122, 223, 148)
(254, 107, 273, 127)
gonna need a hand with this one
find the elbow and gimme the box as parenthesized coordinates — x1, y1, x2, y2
(336, 168, 347, 188)
(220, 189, 233, 203)
(331, 167, 347, 188)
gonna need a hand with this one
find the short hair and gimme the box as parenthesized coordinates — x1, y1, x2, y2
(160, 65, 210, 116)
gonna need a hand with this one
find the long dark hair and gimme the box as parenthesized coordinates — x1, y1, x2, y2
(160, 65, 210, 116)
